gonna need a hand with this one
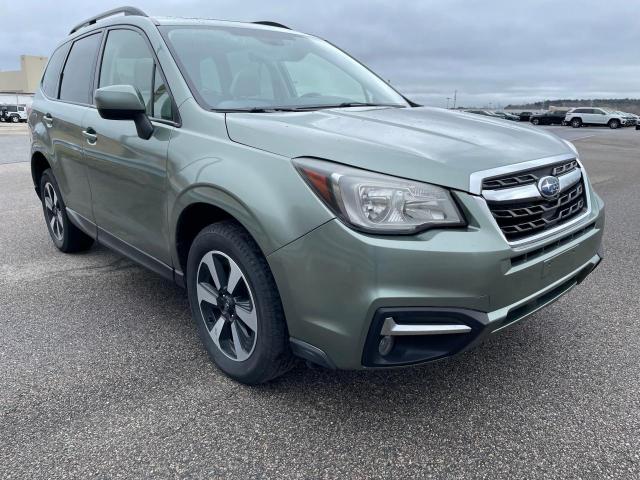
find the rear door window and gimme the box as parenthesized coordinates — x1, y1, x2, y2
(59, 33, 102, 104)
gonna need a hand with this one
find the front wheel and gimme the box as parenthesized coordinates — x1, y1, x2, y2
(186, 221, 295, 384)
(531, 118, 540, 125)
(571, 118, 582, 128)
(608, 119, 620, 129)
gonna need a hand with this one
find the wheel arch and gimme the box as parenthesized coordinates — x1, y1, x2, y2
(172, 185, 273, 276)
(31, 151, 51, 198)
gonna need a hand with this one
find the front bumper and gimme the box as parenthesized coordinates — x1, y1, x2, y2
(268, 188, 605, 370)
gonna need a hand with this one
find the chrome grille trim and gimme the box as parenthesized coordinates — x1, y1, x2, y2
(470, 156, 593, 246)
(469, 153, 576, 195)
(483, 167, 581, 202)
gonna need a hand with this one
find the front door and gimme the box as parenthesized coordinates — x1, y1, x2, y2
(82, 27, 177, 265)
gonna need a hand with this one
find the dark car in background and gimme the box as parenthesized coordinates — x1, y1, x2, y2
(464, 109, 497, 117)
(530, 111, 567, 126)
(492, 111, 519, 121)
(518, 111, 533, 121)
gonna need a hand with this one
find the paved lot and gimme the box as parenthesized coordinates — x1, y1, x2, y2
(539, 124, 636, 142)
(0, 123, 30, 165)
(1, 125, 639, 479)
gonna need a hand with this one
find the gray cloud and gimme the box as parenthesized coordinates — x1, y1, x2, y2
(1, 0, 638, 107)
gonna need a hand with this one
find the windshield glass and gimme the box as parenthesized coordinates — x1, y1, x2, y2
(160, 25, 409, 111)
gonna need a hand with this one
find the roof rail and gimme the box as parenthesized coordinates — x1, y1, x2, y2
(69, 6, 148, 35)
(253, 21, 290, 30)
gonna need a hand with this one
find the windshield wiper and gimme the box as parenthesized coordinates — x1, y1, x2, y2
(289, 102, 407, 111)
(219, 107, 303, 113)
(220, 103, 406, 113)
(337, 102, 406, 108)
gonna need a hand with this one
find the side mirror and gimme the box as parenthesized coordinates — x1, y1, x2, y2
(94, 85, 154, 140)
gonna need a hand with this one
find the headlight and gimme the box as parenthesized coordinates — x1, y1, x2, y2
(293, 158, 465, 234)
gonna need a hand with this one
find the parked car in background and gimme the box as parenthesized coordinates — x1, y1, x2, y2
(618, 112, 636, 126)
(492, 111, 519, 121)
(518, 111, 533, 122)
(530, 111, 567, 126)
(465, 109, 500, 118)
(565, 108, 627, 129)
(3, 104, 28, 123)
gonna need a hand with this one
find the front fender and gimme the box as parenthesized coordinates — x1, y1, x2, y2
(168, 152, 334, 270)
(169, 182, 272, 263)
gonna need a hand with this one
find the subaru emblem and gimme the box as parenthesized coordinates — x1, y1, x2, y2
(538, 176, 561, 199)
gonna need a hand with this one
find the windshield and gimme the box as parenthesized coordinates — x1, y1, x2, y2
(160, 25, 409, 111)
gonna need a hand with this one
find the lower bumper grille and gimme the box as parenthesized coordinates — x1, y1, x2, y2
(487, 178, 588, 241)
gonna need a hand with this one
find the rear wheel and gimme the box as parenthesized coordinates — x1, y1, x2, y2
(40, 169, 94, 253)
(10, 115, 19, 123)
(186, 221, 295, 384)
(608, 119, 620, 129)
(571, 118, 582, 128)
(531, 118, 540, 125)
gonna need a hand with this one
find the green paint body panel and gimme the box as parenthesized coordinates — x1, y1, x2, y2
(29, 15, 605, 370)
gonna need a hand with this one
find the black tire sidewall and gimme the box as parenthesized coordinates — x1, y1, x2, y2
(572, 119, 581, 128)
(186, 223, 288, 383)
(40, 170, 70, 250)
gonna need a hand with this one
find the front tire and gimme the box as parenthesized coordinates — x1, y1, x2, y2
(40, 169, 94, 253)
(608, 119, 620, 129)
(186, 221, 295, 384)
(531, 118, 540, 125)
(571, 118, 582, 128)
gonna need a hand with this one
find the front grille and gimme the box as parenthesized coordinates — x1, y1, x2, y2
(487, 179, 587, 241)
(482, 159, 578, 190)
(510, 222, 595, 266)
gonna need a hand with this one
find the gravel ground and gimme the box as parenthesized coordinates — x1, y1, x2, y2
(0, 126, 639, 479)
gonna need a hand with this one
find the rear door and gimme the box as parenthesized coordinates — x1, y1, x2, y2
(82, 26, 177, 266)
(45, 31, 102, 223)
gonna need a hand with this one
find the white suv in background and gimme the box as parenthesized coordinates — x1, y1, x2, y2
(565, 107, 627, 129)
(1, 105, 28, 123)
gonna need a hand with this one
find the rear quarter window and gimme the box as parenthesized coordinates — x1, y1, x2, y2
(41, 43, 70, 98)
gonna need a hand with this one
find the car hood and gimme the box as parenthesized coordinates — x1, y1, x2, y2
(225, 106, 573, 193)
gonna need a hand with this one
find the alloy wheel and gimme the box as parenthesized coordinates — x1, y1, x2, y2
(43, 182, 64, 241)
(196, 250, 258, 362)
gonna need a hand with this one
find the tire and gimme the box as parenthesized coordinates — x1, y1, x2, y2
(40, 169, 94, 253)
(571, 118, 582, 128)
(186, 221, 295, 384)
(531, 118, 540, 125)
(11, 115, 19, 123)
(608, 119, 620, 129)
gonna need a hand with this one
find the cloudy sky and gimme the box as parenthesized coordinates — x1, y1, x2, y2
(1, 0, 639, 107)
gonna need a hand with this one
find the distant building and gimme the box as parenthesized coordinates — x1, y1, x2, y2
(0, 54, 47, 96)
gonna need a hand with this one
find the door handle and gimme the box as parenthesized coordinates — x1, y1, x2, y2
(42, 114, 53, 128)
(82, 128, 98, 145)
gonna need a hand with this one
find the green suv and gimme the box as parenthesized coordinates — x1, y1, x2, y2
(29, 7, 604, 384)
